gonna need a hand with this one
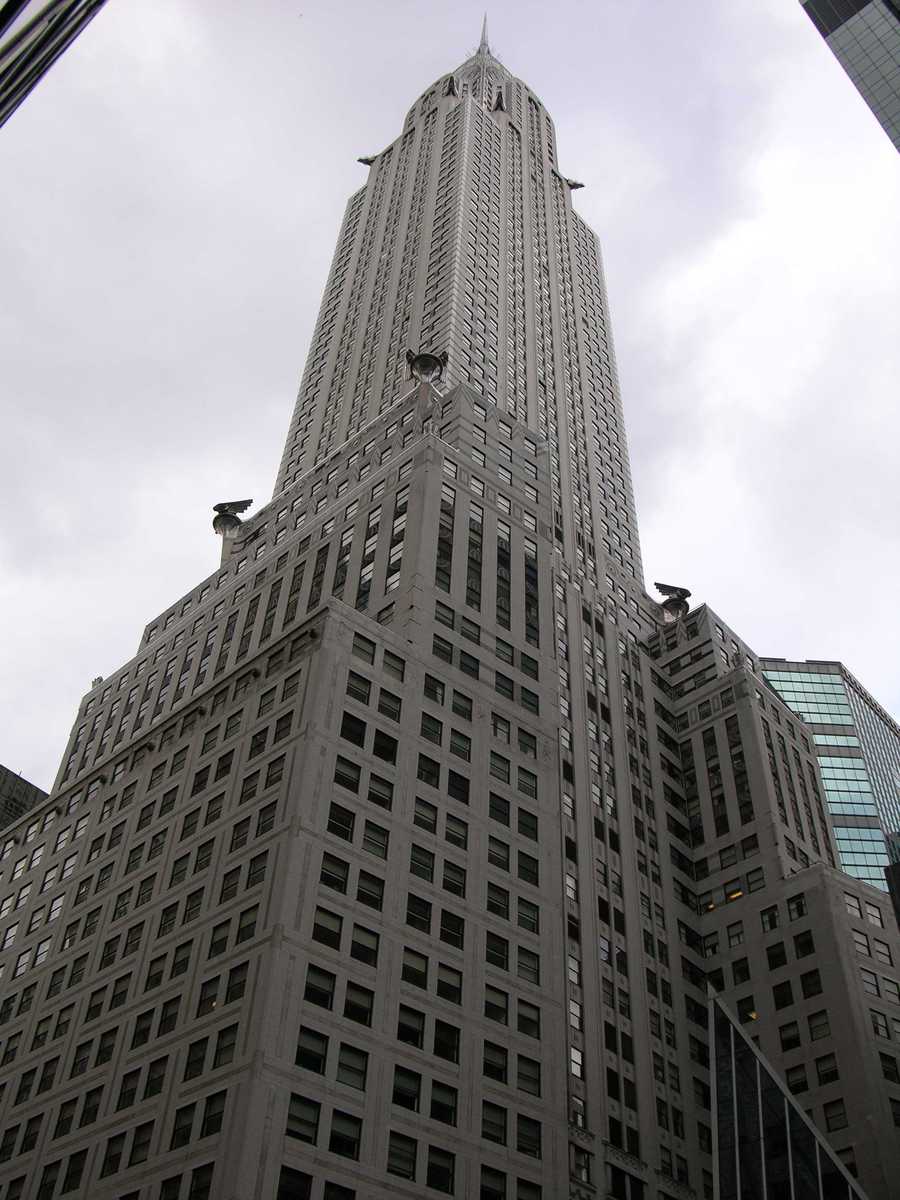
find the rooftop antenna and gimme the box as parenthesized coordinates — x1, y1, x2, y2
(479, 13, 489, 54)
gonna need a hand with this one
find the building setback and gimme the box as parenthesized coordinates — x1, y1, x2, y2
(0, 27, 898, 1200)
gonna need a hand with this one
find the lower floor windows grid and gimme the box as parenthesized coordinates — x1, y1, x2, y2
(276, 1167, 358, 1200)
(386, 1135, 455, 1192)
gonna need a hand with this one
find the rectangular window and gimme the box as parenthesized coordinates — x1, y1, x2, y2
(286, 1094, 320, 1144)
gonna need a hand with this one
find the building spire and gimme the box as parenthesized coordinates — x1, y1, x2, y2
(479, 13, 489, 54)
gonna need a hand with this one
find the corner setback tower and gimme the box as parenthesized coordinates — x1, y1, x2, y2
(275, 31, 644, 589)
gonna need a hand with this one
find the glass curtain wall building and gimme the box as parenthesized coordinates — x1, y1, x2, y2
(761, 660, 899, 891)
(712, 995, 868, 1200)
(799, 0, 900, 151)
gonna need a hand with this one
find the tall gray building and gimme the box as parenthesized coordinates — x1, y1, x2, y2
(760, 658, 900, 891)
(800, 0, 900, 150)
(0, 27, 898, 1200)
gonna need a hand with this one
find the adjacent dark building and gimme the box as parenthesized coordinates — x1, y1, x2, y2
(800, 0, 900, 150)
(760, 658, 900, 892)
(0, 0, 109, 129)
(0, 765, 45, 831)
(713, 995, 867, 1200)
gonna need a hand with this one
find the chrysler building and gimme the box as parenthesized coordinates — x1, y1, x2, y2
(0, 26, 897, 1200)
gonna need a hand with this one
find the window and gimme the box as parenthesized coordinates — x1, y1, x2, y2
(823, 1099, 847, 1132)
(808, 1009, 830, 1040)
(328, 1110, 361, 1159)
(518, 1055, 542, 1097)
(305, 965, 335, 1010)
(393, 1065, 421, 1112)
(773, 981, 793, 1010)
(483, 1101, 507, 1145)
(785, 1064, 807, 1094)
(518, 852, 539, 886)
(418, 755, 440, 788)
(481, 1167, 506, 1200)
(129, 1120, 154, 1165)
(779, 1021, 800, 1051)
(387, 1132, 417, 1179)
(787, 893, 806, 920)
(430, 1081, 457, 1126)
(334, 756, 361, 793)
(518, 898, 539, 933)
(398, 1005, 424, 1048)
(383, 651, 405, 682)
(437, 963, 462, 1004)
(872, 1010, 890, 1038)
(378, 690, 402, 721)
(487, 883, 510, 919)
(402, 947, 428, 989)
(346, 671, 371, 704)
(344, 982, 374, 1025)
(336, 1043, 368, 1091)
(312, 907, 342, 949)
(517, 1115, 542, 1159)
(100, 1133, 126, 1177)
(844, 892, 863, 918)
(350, 924, 379, 966)
(325, 803, 355, 844)
(760, 907, 778, 933)
(861, 968, 880, 996)
(355, 871, 383, 911)
(485, 986, 508, 1024)
(362, 821, 388, 859)
(766, 941, 787, 970)
(815, 1053, 839, 1085)
(431, 1020, 458, 1064)
(874, 939, 893, 967)
(445, 814, 468, 848)
(352, 634, 375, 665)
(421, 713, 443, 744)
(442, 861, 466, 898)
(800, 969, 822, 998)
(320, 854, 349, 894)
(296, 1027, 328, 1074)
(373, 730, 398, 764)
(368, 774, 394, 810)
(170, 1099, 195, 1147)
(440, 910, 464, 948)
(286, 1094, 320, 1144)
(518, 1000, 541, 1038)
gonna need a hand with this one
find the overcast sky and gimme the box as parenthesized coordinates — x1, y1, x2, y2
(2, 0, 898, 791)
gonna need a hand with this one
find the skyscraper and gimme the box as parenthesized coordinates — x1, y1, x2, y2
(0, 0, 110, 129)
(799, 0, 900, 151)
(760, 658, 900, 891)
(0, 27, 898, 1200)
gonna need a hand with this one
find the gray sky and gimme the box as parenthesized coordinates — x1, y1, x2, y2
(2, 0, 898, 791)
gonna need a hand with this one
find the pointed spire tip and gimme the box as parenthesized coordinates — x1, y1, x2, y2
(479, 12, 489, 54)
